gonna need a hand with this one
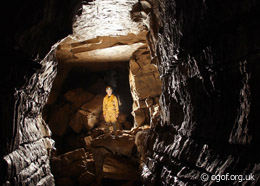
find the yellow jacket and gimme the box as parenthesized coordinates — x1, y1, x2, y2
(103, 94, 119, 118)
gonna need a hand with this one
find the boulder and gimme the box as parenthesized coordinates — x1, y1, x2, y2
(78, 171, 96, 186)
(91, 147, 111, 183)
(132, 109, 146, 127)
(84, 113, 100, 130)
(128, 46, 161, 128)
(90, 128, 106, 138)
(69, 95, 103, 133)
(69, 110, 88, 133)
(102, 154, 139, 181)
(84, 136, 93, 150)
(69, 109, 100, 133)
(145, 97, 154, 107)
(154, 96, 160, 104)
(91, 134, 135, 157)
(81, 94, 103, 115)
(85, 158, 96, 174)
(51, 148, 88, 178)
(64, 88, 94, 111)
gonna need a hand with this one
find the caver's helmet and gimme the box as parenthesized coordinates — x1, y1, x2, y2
(106, 86, 112, 91)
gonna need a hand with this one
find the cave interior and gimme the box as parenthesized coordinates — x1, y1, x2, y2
(1, 0, 260, 186)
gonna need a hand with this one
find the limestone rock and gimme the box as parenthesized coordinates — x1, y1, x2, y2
(135, 129, 149, 164)
(145, 97, 153, 107)
(64, 88, 94, 111)
(69, 95, 103, 133)
(72, 1, 144, 41)
(51, 148, 88, 178)
(84, 136, 93, 150)
(85, 158, 96, 174)
(38, 115, 52, 137)
(154, 96, 160, 104)
(140, 1, 152, 12)
(91, 147, 111, 183)
(117, 113, 127, 124)
(91, 135, 135, 157)
(149, 104, 160, 126)
(90, 128, 106, 138)
(69, 109, 100, 133)
(129, 69, 161, 100)
(48, 104, 74, 136)
(138, 100, 147, 109)
(123, 121, 133, 130)
(132, 109, 146, 127)
(69, 110, 88, 133)
(78, 171, 96, 186)
(103, 154, 139, 181)
(81, 94, 103, 116)
(129, 47, 161, 101)
(84, 113, 100, 130)
(128, 45, 161, 127)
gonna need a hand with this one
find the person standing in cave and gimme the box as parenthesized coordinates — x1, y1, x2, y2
(103, 86, 119, 137)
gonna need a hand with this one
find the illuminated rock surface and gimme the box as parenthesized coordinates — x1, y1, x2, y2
(1, 0, 260, 185)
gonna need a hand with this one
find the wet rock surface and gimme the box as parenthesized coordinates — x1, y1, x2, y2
(141, 0, 260, 185)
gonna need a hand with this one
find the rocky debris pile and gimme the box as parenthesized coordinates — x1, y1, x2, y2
(43, 87, 149, 185)
(50, 125, 150, 186)
(45, 87, 133, 138)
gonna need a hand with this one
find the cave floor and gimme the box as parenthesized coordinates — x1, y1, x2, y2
(50, 123, 149, 186)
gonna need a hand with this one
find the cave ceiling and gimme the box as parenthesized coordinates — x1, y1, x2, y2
(56, 0, 148, 65)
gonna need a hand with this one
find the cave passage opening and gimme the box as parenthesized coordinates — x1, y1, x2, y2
(43, 61, 134, 155)
(41, 0, 162, 185)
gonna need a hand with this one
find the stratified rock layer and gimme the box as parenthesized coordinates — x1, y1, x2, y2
(1, 0, 82, 185)
(141, 0, 260, 185)
(2, 49, 58, 185)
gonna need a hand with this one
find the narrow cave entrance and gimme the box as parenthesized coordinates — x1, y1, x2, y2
(41, 0, 162, 185)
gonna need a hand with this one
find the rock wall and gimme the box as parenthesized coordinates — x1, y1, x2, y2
(142, 0, 260, 185)
(129, 0, 162, 128)
(2, 51, 57, 185)
(0, 0, 82, 185)
(129, 46, 161, 127)
(2, 0, 260, 185)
